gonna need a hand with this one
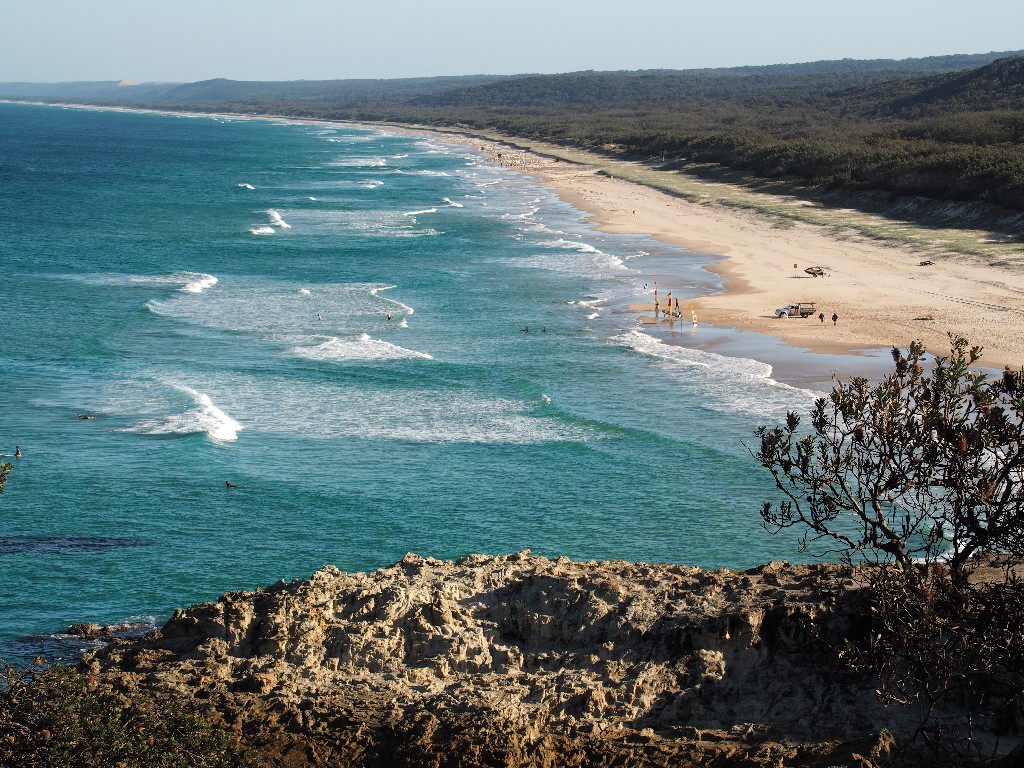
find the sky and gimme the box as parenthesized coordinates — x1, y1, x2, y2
(4, 0, 1024, 83)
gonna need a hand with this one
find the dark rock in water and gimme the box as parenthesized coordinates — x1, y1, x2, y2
(81, 552, 997, 767)
(2, 621, 155, 667)
(67, 621, 150, 640)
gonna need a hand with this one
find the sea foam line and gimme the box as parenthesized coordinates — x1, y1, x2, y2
(616, 330, 821, 416)
(122, 386, 243, 442)
(370, 285, 414, 315)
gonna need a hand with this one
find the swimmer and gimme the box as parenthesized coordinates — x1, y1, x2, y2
(521, 326, 529, 333)
(317, 313, 323, 321)
(77, 414, 96, 420)
(15, 446, 21, 459)
(386, 311, 392, 321)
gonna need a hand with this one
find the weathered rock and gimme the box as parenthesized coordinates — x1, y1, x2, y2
(79, 553, 953, 766)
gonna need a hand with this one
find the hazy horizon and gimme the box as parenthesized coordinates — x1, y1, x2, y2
(5, 0, 1024, 84)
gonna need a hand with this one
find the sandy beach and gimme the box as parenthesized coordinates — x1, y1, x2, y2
(412, 127, 1024, 372)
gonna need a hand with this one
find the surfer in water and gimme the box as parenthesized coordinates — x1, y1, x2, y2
(77, 414, 96, 420)
(225, 480, 248, 489)
(15, 446, 21, 459)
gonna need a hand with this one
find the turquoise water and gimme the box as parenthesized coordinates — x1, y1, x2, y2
(0, 102, 826, 658)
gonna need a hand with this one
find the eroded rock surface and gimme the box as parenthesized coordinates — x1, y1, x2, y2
(85, 552, 907, 766)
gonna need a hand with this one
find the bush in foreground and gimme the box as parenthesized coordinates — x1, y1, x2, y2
(0, 662, 251, 768)
(755, 335, 1024, 764)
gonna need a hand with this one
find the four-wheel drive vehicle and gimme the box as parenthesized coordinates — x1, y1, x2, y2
(775, 302, 817, 318)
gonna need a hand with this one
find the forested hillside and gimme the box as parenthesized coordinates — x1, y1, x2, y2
(5, 50, 1024, 213)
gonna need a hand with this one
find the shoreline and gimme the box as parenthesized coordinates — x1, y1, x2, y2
(389, 123, 1024, 372)
(12, 100, 1024, 371)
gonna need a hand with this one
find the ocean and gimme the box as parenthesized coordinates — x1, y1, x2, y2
(0, 102, 830, 660)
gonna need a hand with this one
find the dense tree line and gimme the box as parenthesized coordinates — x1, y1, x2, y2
(7, 53, 1024, 215)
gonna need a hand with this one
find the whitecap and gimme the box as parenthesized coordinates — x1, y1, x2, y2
(237, 183, 255, 190)
(403, 208, 438, 217)
(298, 288, 311, 296)
(267, 209, 291, 228)
(291, 334, 432, 363)
(181, 273, 218, 294)
(250, 225, 275, 235)
(442, 197, 464, 208)
(328, 156, 387, 167)
(122, 387, 242, 442)
(370, 285, 414, 315)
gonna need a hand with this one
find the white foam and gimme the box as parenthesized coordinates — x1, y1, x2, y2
(403, 208, 438, 217)
(239, 381, 593, 445)
(359, 179, 385, 188)
(267, 209, 291, 228)
(123, 387, 242, 442)
(237, 183, 255, 190)
(308, 196, 317, 201)
(291, 334, 432, 363)
(586, 312, 600, 320)
(442, 197, 464, 208)
(370, 285, 414, 315)
(122, 271, 218, 293)
(298, 288, 311, 296)
(250, 225, 275, 235)
(181, 273, 218, 294)
(512, 247, 628, 277)
(616, 330, 821, 418)
(329, 156, 387, 167)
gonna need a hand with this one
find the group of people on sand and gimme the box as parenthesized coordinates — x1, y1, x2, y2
(650, 282, 694, 323)
(818, 311, 840, 325)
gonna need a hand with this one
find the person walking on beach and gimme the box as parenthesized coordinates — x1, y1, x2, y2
(818, 312, 825, 323)
(832, 312, 839, 325)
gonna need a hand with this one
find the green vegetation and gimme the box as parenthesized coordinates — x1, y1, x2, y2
(755, 337, 1024, 763)
(0, 662, 251, 768)
(5, 51, 1024, 220)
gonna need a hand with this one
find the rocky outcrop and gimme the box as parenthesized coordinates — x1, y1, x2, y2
(84, 552, 915, 766)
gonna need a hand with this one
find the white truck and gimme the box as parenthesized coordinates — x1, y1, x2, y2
(775, 302, 817, 318)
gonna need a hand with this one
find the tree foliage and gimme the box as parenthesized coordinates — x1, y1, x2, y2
(755, 336, 1024, 585)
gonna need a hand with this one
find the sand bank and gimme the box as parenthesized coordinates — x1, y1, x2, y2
(407, 126, 1024, 371)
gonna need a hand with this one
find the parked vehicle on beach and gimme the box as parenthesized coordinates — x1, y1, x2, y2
(775, 302, 817, 318)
